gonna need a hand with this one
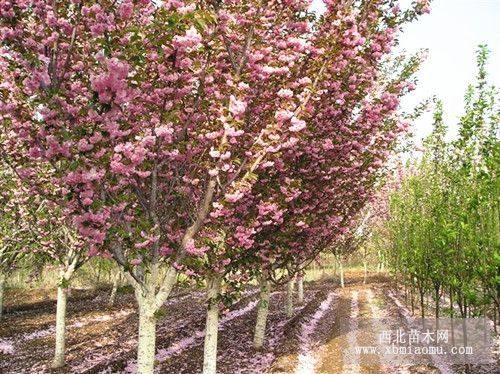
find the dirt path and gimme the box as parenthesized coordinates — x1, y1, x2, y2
(313, 285, 356, 374)
(1, 273, 496, 373)
(287, 276, 492, 374)
(313, 284, 382, 374)
(295, 291, 337, 374)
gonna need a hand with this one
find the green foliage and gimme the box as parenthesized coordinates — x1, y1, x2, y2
(59, 277, 71, 289)
(376, 46, 499, 316)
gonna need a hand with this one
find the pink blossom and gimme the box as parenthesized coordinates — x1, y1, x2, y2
(225, 126, 245, 137)
(261, 161, 275, 168)
(323, 139, 334, 150)
(220, 151, 231, 160)
(209, 148, 221, 158)
(229, 95, 247, 117)
(155, 124, 174, 140)
(173, 26, 202, 50)
(136, 170, 151, 178)
(277, 88, 293, 98)
(185, 239, 208, 257)
(130, 258, 142, 266)
(298, 77, 312, 85)
(178, 4, 196, 14)
(82, 198, 93, 206)
(275, 109, 294, 123)
(77, 139, 93, 152)
(289, 117, 306, 132)
(225, 191, 244, 203)
(118, 1, 134, 19)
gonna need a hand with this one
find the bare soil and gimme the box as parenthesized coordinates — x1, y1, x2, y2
(0, 272, 496, 373)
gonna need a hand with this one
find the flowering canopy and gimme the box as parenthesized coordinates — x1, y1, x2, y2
(197, 0, 428, 285)
(0, 0, 431, 285)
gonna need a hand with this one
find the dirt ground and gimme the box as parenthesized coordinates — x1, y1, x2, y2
(0, 271, 497, 373)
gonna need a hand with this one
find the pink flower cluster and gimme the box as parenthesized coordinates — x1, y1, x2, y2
(91, 58, 131, 105)
(0, 0, 428, 296)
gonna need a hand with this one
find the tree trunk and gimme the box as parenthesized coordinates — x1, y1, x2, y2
(96, 268, 101, 286)
(493, 304, 497, 334)
(450, 314, 455, 345)
(434, 285, 440, 319)
(129, 265, 176, 374)
(108, 272, 120, 306)
(457, 295, 464, 317)
(51, 259, 79, 370)
(137, 294, 157, 374)
(363, 261, 368, 284)
(203, 275, 221, 374)
(253, 274, 271, 350)
(285, 278, 294, 317)
(493, 305, 498, 334)
(50, 249, 84, 369)
(339, 259, 345, 288)
(0, 272, 5, 318)
(449, 286, 454, 318)
(377, 250, 381, 273)
(410, 285, 415, 315)
(297, 275, 304, 304)
(419, 288, 425, 319)
(404, 282, 408, 305)
(52, 284, 68, 368)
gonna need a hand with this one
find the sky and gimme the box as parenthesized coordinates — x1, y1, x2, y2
(310, 0, 500, 144)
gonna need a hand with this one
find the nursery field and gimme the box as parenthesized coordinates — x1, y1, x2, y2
(0, 0, 498, 373)
(1, 272, 497, 373)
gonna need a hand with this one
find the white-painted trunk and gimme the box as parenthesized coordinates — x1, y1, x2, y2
(377, 250, 383, 273)
(0, 272, 5, 318)
(129, 264, 176, 374)
(136, 294, 157, 374)
(253, 276, 270, 349)
(203, 275, 221, 374)
(339, 260, 345, 288)
(108, 272, 120, 306)
(297, 275, 304, 304)
(52, 285, 68, 368)
(286, 279, 294, 317)
(51, 256, 78, 369)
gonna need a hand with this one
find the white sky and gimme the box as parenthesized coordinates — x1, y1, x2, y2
(311, 0, 500, 143)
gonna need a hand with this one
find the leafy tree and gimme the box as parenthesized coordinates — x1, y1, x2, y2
(372, 45, 499, 323)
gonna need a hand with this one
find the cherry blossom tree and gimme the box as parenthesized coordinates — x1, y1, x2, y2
(182, 0, 431, 362)
(0, 147, 86, 367)
(222, 10, 427, 352)
(0, 164, 25, 318)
